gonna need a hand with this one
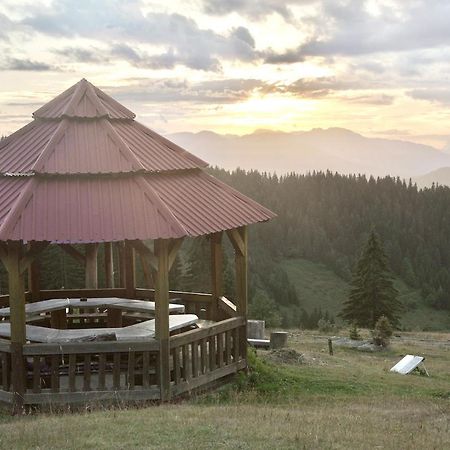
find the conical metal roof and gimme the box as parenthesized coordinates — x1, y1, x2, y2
(0, 79, 275, 243)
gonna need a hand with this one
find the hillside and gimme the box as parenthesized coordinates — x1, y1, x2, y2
(280, 259, 450, 331)
(169, 128, 450, 178)
(414, 167, 450, 187)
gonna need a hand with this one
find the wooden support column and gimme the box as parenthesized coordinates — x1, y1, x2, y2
(154, 239, 170, 402)
(124, 241, 135, 298)
(210, 232, 223, 321)
(231, 227, 248, 360)
(85, 243, 99, 289)
(104, 242, 114, 288)
(7, 241, 26, 413)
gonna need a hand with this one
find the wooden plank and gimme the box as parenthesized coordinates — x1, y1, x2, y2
(129, 240, 158, 271)
(23, 339, 160, 356)
(192, 341, 199, 378)
(172, 348, 180, 385)
(169, 317, 246, 348)
(50, 309, 67, 329)
(32, 356, 41, 393)
(226, 228, 245, 256)
(200, 338, 207, 374)
(225, 330, 232, 365)
(23, 387, 161, 405)
(59, 244, 86, 265)
(168, 238, 184, 270)
(135, 288, 212, 303)
(68, 354, 77, 392)
(142, 352, 150, 388)
(154, 239, 171, 401)
(209, 336, 216, 372)
(127, 352, 135, 390)
(210, 232, 223, 321)
(19, 242, 49, 275)
(104, 242, 114, 288)
(85, 243, 99, 289)
(113, 353, 121, 390)
(2, 352, 10, 391)
(83, 354, 92, 391)
(172, 359, 247, 397)
(217, 332, 224, 368)
(98, 354, 106, 390)
(51, 355, 59, 393)
(39, 288, 127, 300)
(218, 296, 237, 318)
(182, 344, 192, 382)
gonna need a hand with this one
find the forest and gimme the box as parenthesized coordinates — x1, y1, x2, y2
(1, 169, 449, 329)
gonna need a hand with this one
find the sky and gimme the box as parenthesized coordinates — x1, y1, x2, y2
(0, 0, 449, 148)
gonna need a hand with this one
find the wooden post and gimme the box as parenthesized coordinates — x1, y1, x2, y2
(234, 227, 248, 360)
(85, 243, 99, 289)
(104, 242, 114, 288)
(7, 241, 26, 413)
(154, 239, 170, 402)
(124, 241, 135, 298)
(210, 232, 223, 321)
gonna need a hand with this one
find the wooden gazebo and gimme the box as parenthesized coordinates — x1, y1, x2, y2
(0, 79, 275, 411)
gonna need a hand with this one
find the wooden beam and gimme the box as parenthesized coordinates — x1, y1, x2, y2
(226, 228, 245, 256)
(104, 242, 114, 288)
(19, 241, 49, 275)
(168, 238, 184, 271)
(85, 243, 99, 289)
(59, 244, 86, 265)
(6, 241, 26, 413)
(234, 227, 248, 359)
(28, 257, 41, 303)
(123, 241, 135, 298)
(128, 240, 158, 272)
(154, 239, 170, 402)
(210, 232, 223, 321)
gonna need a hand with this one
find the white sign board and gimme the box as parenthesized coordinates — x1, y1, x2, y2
(390, 354, 425, 375)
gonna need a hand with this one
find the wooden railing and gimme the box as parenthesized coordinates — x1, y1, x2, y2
(0, 341, 12, 403)
(21, 340, 161, 405)
(169, 316, 246, 396)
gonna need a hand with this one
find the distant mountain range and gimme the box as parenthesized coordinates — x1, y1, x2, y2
(414, 167, 450, 187)
(168, 128, 450, 181)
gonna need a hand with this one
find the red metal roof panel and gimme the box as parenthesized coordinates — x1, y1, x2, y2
(0, 176, 186, 243)
(0, 121, 59, 173)
(147, 170, 275, 236)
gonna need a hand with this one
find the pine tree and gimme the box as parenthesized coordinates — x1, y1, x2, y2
(341, 231, 402, 328)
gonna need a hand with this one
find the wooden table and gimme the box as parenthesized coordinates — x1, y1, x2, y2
(0, 314, 198, 343)
(0, 297, 185, 328)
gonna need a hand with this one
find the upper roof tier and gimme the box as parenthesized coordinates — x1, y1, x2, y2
(33, 78, 136, 120)
(0, 79, 275, 242)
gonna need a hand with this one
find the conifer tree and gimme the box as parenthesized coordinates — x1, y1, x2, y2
(341, 231, 402, 328)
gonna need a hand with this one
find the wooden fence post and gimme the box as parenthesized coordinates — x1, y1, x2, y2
(210, 232, 223, 321)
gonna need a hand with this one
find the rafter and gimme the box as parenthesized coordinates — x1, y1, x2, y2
(59, 244, 86, 265)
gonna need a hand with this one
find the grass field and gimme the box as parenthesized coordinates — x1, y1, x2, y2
(280, 258, 450, 331)
(0, 330, 448, 449)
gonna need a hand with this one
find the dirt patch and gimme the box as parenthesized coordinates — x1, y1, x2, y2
(262, 348, 305, 365)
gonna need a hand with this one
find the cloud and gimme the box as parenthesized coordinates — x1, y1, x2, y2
(407, 89, 450, 106)
(0, 57, 56, 71)
(54, 46, 105, 63)
(104, 78, 272, 104)
(21, 1, 260, 71)
(202, 0, 295, 20)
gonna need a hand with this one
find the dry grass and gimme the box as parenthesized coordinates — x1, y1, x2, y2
(0, 330, 448, 449)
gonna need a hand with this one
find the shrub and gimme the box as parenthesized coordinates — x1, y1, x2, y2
(349, 323, 362, 340)
(372, 315, 393, 347)
(318, 318, 335, 333)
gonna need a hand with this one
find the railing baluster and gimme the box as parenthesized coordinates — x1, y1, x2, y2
(142, 352, 150, 388)
(51, 355, 59, 393)
(32, 356, 41, 393)
(200, 338, 207, 374)
(192, 341, 199, 378)
(182, 344, 191, 382)
(217, 332, 224, 368)
(68, 354, 77, 392)
(209, 335, 216, 371)
(127, 351, 135, 389)
(113, 353, 121, 390)
(98, 354, 106, 390)
(173, 348, 181, 384)
(83, 354, 91, 391)
(2, 353, 10, 391)
(225, 330, 232, 365)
